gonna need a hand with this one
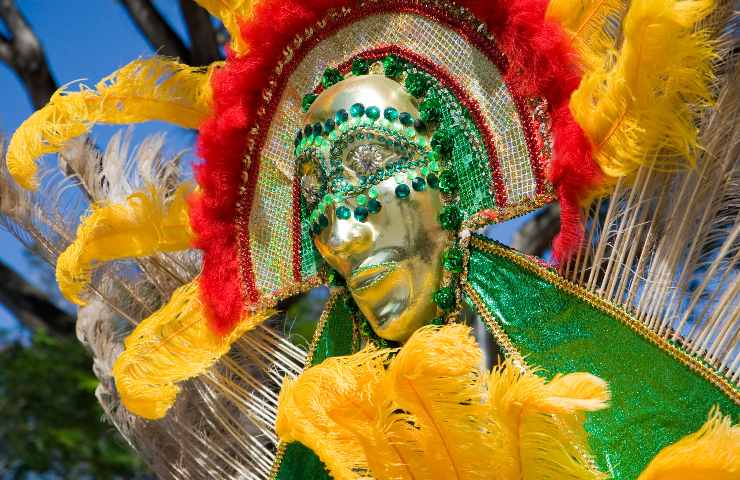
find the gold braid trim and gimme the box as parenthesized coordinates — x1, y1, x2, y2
(469, 236, 740, 405)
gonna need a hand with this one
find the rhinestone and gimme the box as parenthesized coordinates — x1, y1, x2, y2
(384, 107, 399, 121)
(366, 106, 380, 120)
(336, 206, 351, 220)
(399, 112, 413, 126)
(367, 198, 382, 214)
(335, 109, 349, 124)
(354, 206, 369, 222)
(395, 184, 411, 199)
(350, 103, 365, 117)
(412, 177, 427, 192)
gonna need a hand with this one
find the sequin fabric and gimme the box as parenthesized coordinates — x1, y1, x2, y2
(466, 237, 739, 480)
(249, 11, 540, 297)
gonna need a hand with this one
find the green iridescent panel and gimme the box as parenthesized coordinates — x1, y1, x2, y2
(466, 237, 738, 480)
(275, 292, 355, 480)
(300, 196, 320, 279)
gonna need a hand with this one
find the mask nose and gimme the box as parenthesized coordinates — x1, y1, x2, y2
(316, 215, 375, 275)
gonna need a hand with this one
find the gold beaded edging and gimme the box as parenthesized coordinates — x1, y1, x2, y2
(469, 236, 740, 405)
(268, 287, 347, 479)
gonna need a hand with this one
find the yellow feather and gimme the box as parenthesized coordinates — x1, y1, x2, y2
(56, 183, 194, 305)
(276, 325, 609, 480)
(276, 348, 388, 480)
(487, 361, 609, 480)
(638, 407, 740, 480)
(113, 280, 273, 419)
(569, 0, 717, 197)
(547, 0, 628, 72)
(192, 0, 255, 55)
(7, 57, 217, 190)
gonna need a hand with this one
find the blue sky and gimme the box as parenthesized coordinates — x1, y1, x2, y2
(0, 1, 529, 335)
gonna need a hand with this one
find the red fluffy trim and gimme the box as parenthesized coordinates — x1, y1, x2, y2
(193, 0, 599, 334)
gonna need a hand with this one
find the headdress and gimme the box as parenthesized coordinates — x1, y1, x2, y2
(3, 0, 738, 478)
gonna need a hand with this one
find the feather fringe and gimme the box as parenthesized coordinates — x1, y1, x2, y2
(7, 57, 216, 190)
(56, 183, 194, 305)
(276, 324, 609, 480)
(547, 0, 627, 73)
(192, 0, 255, 55)
(112, 280, 274, 420)
(637, 407, 740, 480)
(569, 0, 717, 196)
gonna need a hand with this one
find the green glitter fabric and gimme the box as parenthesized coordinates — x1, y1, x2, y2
(466, 237, 738, 480)
(275, 293, 356, 480)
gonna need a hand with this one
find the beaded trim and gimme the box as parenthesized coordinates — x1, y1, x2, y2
(468, 236, 740, 404)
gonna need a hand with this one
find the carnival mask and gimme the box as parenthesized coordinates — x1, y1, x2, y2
(303, 75, 449, 341)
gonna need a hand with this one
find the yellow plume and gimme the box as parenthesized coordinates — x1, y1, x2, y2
(113, 280, 274, 419)
(546, 0, 627, 72)
(569, 0, 717, 196)
(276, 324, 609, 480)
(7, 57, 217, 190)
(56, 183, 194, 305)
(638, 407, 740, 480)
(193, 0, 255, 55)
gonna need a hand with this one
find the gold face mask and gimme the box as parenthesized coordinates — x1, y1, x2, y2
(306, 75, 449, 342)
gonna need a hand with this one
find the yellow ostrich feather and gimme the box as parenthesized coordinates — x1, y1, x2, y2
(568, 0, 717, 197)
(546, 0, 627, 72)
(56, 183, 194, 305)
(7, 57, 217, 190)
(113, 280, 274, 419)
(193, 0, 255, 55)
(276, 324, 609, 480)
(637, 407, 740, 480)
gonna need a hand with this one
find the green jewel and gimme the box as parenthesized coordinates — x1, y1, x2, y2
(350, 103, 365, 117)
(395, 184, 411, 199)
(427, 173, 440, 189)
(404, 127, 416, 138)
(427, 151, 440, 163)
(405, 72, 430, 97)
(421, 166, 430, 176)
(351, 58, 370, 76)
(366, 106, 381, 120)
(368, 186, 379, 199)
(356, 194, 368, 206)
(335, 109, 349, 124)
(323, 193, 333, 204)
(367, 198, 382, 213)
(438, 204, 462, 230)
(383, 54, 404, 77)
(416, 137, 427, 148)
(442, 247, 464, 273)
(419, 96, 441, 123)
(333, 192, 345, 202)
(322, 67, 344, 89)
(412, 176, 427, 192)
(399, 112, 413, 127)
(311, 222, 321, 235)
(433, 287, 456, 311)
(431, 128, 454, 154)
(354, 206, 369, 222)
(302, 93, 318, 112)
(336, 205, 352, 220)
(438, 170, 458, 195)
(318, 213, 330, 229)
(384, 107, 399, 121)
